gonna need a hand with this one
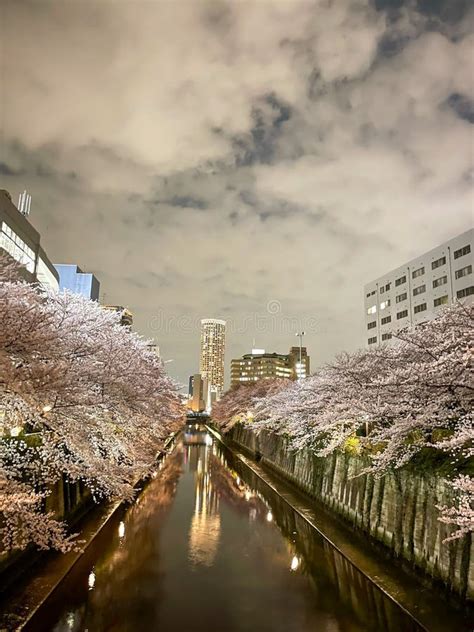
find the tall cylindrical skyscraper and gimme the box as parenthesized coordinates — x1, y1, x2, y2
(200, 318, 226, 401)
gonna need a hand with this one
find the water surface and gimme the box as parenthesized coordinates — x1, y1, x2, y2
(30, 425, 421, 632)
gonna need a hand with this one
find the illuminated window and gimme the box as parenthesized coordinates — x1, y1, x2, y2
(380, 299, 390, 310)
(0, 222, 35, 273)
(434, 295, 448, 307)
(367, 305, 377, 315)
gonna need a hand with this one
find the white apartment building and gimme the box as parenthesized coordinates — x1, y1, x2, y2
(364, 229, 473, 346)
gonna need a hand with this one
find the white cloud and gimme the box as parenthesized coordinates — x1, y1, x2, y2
(1, 0, 473, 387)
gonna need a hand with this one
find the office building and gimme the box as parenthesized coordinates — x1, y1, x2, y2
(230, 346, 310, 387)
(364, 229, 473, 346)
(188, 374, 208, 413)
(103, 305, 133, 327)
(288, 346, 310, 380)
(200, 319, 226, 400)
(0, 189, 59, 291)
(54, 264, 100, 301)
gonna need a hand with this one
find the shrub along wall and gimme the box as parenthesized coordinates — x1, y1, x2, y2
(229, 424, 473, 601)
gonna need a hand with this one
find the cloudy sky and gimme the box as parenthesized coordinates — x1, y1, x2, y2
(1, 0, 473, 388)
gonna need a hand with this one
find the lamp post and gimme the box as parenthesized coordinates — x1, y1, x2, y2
(295, 331, 305, 379)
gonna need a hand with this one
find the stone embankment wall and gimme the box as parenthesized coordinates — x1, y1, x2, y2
(230, 424, 473, 601)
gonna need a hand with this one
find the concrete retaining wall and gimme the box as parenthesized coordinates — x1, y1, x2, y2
(230, 424, 473, 601)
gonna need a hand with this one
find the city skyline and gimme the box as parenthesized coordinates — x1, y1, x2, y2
(2, 1, 473, 387)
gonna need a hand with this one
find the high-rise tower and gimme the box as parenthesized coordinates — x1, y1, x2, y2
(199, 318, 226, 401)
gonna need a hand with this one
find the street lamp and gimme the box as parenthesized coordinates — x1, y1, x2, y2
(295, 331, 305, 380)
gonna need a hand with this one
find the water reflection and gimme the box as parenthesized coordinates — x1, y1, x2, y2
(187, 438, 221, 566)
(28, 425, 424, 632)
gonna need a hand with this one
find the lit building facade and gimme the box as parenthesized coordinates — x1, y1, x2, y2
(103, 305, 133, 328)
(54, 264, 100, 301)
(188, 374, 208, 413)
(364, 229, 473, 346)
(0, 189, 59, 291)
(230, 346, 310, 387)
(288, 346, 310, 380)
(199, 319, 226, 400)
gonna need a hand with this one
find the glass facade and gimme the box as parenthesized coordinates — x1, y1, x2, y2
(55, 264, 100, 301)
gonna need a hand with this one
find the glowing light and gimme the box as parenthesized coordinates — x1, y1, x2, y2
(266, 511, 273, 522)
(290, 555, 300, 571)
(42, 404, 53, 413)
(10, 426, 22, 437)
(244, 490, 251, 501)
(67, 612, 75, 629)
(236, 476, 240, 486)
(88, 570, 96, 590)
(204, 434, 213, 446)
(118, 521, 125, 538)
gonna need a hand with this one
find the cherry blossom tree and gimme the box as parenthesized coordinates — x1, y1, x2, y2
(215, 302, 473, 539)
(212, 378, 291, 432)
(437, 475, 474, 541)
(0, 254, 184, 551)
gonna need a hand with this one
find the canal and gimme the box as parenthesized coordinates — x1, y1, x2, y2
(28, 425, 422, 632)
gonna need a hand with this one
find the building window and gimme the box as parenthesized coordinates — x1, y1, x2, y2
(454, 244, 471, 260)
(434, 295, 449, 307)
(414, 303, 427, 314)
(380, 286, 384, 294)
(431, 256, 446, 270)
(385, 283, 391, 291)
(396, 292, 407, 303)
(367, 321, 376, 330)
(395, 275, 406, 287)
(368, 336, 377, 345)
(412, 267, 424, 279)
(397, 310, 408, 320)
(367, 305, 377, 315)
(0, 222, 35, 273)
(457, 286, 474, 299)
(432, 275, 447, 289)
(413, 284, 426, 296)
(455, 265, 472, 280)
(380, 299, 390, 310)
(382, 333, 392, 341)
(381, 315, 391, 325)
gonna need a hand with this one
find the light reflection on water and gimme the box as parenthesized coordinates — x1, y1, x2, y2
(29, 425, 422, 632)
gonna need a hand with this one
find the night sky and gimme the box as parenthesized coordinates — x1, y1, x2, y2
(1, 0, 473, 388)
